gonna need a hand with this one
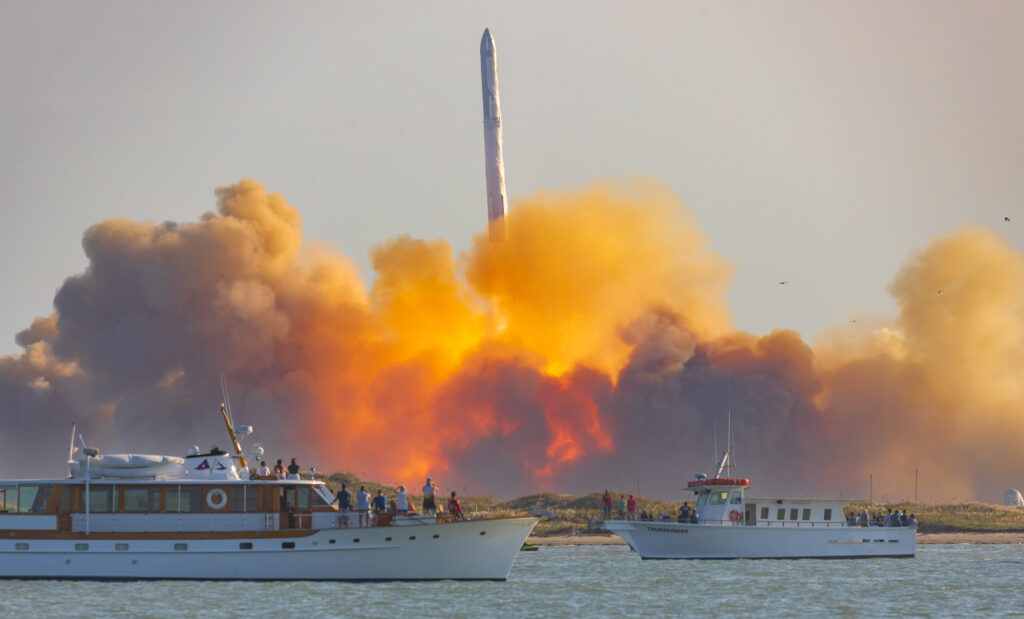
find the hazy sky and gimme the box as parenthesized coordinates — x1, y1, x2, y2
(1, 1, 1022, 356)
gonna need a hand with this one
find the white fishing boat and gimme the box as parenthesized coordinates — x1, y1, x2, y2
(0, 407, 537, 580)
(604, 422, 915, 559)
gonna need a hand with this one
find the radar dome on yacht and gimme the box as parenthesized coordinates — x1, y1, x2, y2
(188, 445, 200, 456)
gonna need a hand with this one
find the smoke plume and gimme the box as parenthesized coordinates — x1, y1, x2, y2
(1, 179, 1021, 501)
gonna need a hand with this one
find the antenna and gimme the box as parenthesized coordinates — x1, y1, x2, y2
(66, 422, 78, 479)
(220, 372, 234, 426)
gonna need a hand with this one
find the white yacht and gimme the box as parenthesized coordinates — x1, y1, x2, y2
(0, 413, 537, 580)
(604, 438, 915, 559)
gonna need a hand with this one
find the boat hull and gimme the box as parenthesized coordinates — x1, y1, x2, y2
(0, 517, 538, 580)
(604, 520, 915, 559)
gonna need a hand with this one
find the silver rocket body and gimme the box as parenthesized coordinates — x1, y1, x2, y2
(481, 28, 508, 242)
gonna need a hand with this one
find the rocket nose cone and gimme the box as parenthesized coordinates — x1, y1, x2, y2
(481, 28, 494, 52)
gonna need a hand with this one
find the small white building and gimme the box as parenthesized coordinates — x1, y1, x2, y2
(1003, 489, 1024, 507)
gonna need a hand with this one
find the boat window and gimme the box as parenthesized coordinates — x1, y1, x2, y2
(231, 487, 245, 512)
(824, 508, 832, 521)
(0, 486, 14, 513)
(789, 508, 798, 521)
(709, 491, 729, 505)
(760, 507, 768, 519)
(802, 508, 811, 521)
(312, 488, 330, 507)
(298, 487, 311, 510)
(284, 487, 297, 510)
(82, 485, 114, 513)
(124, 487, 160, 513)
(730, 491, 743, 505)
(18, 484, 53, 514)
(696, 493, 709, 506)
(167, 486, 203, 513)
(776, 508, 785, 520)
(246, 486, 259, 512)
(59, 485, 72, 512)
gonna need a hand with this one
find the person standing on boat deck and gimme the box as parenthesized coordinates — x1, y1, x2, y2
(287, 458, 300, 480)
(373, 489, 387, 513)
(422, 478, 438, 515)
(678, 502, 691, 523)
(396, 485, 409, 514)
(448, 491, 464, 520)
(860, 507, 870, 527)
(333, 483, 352, 526)
(616, 495, 627, 519)
(602, 490, 612, 519)
(626, 495, 637, 520)
(273, 459, 286, 478)
(356, 485, 371, 527)
(256, 461, 269, 476)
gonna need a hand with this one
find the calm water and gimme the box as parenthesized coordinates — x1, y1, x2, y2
(3, 544, 1022, 617)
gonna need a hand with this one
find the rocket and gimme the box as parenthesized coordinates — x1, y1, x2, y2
(480, 28, 508, 242)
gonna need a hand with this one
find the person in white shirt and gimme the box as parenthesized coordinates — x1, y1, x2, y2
(396, 485, 409, 514)
(356, 485, 371, 527)
(422, 478, 438, 515)
(256, 461, 269, 477)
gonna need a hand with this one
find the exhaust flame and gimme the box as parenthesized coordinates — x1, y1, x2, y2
(2, 178, 1023, 501)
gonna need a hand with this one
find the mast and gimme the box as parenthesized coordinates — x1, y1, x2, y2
(220, 403, 247, 470)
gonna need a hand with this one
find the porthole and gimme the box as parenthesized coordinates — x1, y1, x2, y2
(174, 543, 188, 551)
(282, 542, 295, 549)
(479, 531, 486, 536)
(239, 542, 253, 550)
(433, 534, 439, 539)
(385, 537, 392, 542)
(15, 543, 28, 551)
(353, 538, 360, 543)
(329, 539, 336, 544)
(75, 543, 89, 551)
(115, 543, 129, 551)
(409, 536, 416, 540)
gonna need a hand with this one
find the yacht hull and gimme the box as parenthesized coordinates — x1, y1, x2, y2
(0, 517, 538, 580)
(604, 520, 915, 559)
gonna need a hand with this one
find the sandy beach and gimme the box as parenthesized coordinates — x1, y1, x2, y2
(526, 532, 1024, 546)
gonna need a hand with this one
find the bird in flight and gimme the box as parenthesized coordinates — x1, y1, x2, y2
(1006, 217, 1012, 222)
(779, 281, 788, 285)
(851, 319, 857, 324)
(937, 289, 943, 294)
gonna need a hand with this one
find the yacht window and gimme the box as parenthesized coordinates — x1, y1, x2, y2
(298, 487, 311, 510)
(81, 485, 114, 513)
(167, 486, 202, 513)
(708, 491, 730, 506)
(789, 508, 798, 521)
(230, 486, 246, 512)
(59, 486, 72, 512)
(730, 491, 743, 505)
(0, 486, 13, 513)
(824, 509, 833, 521)
(124, 487, 160, 513)
(312, 488, 330, 507)
(696, 493, 709, 506)
(760, 507, 768, 519)
(18, 484, 53, 513)
(284, 487, 297, 510)
(246, 486, 259, 512)
(802, 508, 811, 521)
(777, 508, 785, 520)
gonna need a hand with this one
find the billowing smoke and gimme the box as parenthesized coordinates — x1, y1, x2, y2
(1, 178, 1020, 501)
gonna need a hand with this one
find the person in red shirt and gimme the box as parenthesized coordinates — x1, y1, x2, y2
(627, 495, 638, 521)
(602, 490, 612, 519)
(448, 491, 464, 520)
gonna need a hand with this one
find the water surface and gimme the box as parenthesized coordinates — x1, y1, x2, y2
(3, 544, 1019, 617)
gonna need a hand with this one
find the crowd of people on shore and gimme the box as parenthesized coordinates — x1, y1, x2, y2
(847, 508, 917, 527)
(330, 477, 465, 527)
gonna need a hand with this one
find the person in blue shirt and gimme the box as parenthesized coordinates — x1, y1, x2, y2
(332, 483, 352, 528)
(373, 490, 387, 514)
(356, 485, 371, 527)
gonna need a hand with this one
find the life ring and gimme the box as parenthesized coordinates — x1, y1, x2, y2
(729, 510, 743, 523)
(206, 488, 228, 511)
